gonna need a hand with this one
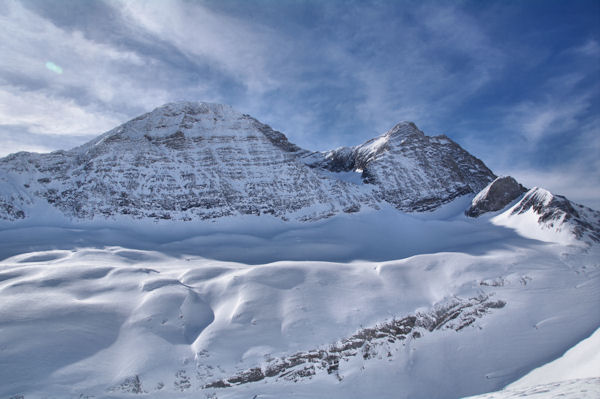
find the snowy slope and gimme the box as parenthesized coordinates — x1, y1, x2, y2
(492, 187, 600, 245)
(462, 324, 600, 398)
(0, 102, 372, 222)
(0, 207, 599, 399)
(0, 241, 598, 398)
(508, 326, 600, 388)
(462, 378, 600, 399)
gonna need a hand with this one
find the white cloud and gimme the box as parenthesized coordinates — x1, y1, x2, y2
(0, 1, 148, 101)
(511, 98, 589, 142)
(502, 65, 595, 143)
(0, 0, 188, 152)
(0, 1, 176, 120)
(0, 86, 123, 136)
(0, 140, 55, 157)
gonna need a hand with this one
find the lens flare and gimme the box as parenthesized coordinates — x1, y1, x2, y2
(45, 61, 63, 74)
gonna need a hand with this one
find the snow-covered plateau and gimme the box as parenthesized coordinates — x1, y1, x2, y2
(0, 102, 599, 399)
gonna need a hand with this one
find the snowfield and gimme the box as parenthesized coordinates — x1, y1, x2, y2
(464, 324, 600, 398)
(464, 378, 600, 399)
(1, 201, 599, 399)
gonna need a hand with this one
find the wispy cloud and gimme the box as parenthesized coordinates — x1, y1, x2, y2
(506, 165, 600, 210)
(0, 1, 176, 130)
(574, 39, 600, 57)
(502, 69, 595, 143)
(349, 3, 504, 135)
(507, 93, 592, 142)
(113, 0, 286, 94)
(0, 87, 122, 137)
(0, 1, 173, 153)
(0, 1, 151, 104)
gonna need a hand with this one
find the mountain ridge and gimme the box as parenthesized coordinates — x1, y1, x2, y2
(0, 101, 495, 222)
(1, 101, 598, 246)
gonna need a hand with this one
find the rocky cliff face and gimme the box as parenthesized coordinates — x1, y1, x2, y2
(0, 101, 499, 222)
(0, 102, 372, 222)
(304, 121, 496, 212)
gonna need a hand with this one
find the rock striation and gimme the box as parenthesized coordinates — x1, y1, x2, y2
(0, 101, 533, 222)
(0, 102, 372, 222)
(509, 188, 600, 243)
(303, 121, 496, 212)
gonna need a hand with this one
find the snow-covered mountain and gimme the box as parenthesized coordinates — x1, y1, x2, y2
(1, 101, 599, 399)
(0, 102, 373, 222)
(465, 176, 600, 246)
(0, 101, 496, 222)
(304, 121, 495, 212)
(494, 187, 600, 245)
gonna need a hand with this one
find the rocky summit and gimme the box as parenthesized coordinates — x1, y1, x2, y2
(466, 176, 527, 217)
(304, 121, 495, 212)
(0, 101, 498, 222)
(509, 187, 600, 243)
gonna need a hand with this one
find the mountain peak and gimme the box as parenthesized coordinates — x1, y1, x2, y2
(492, 187, 600, 245)
(385, 121, 424, 140)
(151, 101, 239, 118)
(91, 101, 250, 144)
(466, 176, 527, 217)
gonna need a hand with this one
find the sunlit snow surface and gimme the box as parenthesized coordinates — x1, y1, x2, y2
(0, 199, 599, 399)
(463, 378, 600, 399)
(464, 325, 600, 398)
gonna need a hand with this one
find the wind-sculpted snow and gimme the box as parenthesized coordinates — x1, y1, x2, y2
(1, 242, 598, 399)
(204, 294, 506, 388)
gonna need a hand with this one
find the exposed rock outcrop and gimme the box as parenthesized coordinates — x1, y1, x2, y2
(466, 176, 527, 217)
(509, 188, 600, 243)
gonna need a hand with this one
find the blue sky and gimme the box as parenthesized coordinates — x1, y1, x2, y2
(1, 0, 599, 208)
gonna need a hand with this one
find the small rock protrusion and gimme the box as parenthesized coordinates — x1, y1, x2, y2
(466, 176, 527, 217)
